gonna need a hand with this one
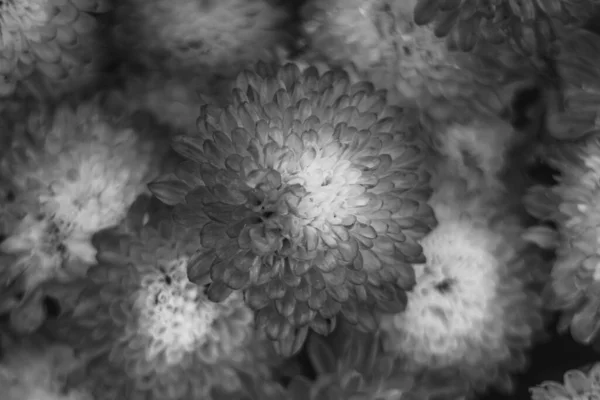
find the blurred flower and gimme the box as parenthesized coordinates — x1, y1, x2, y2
(300, 0, 533, 128)
(149, 62, 436, 355)
(0, 336, 91, 400)
(544, 28, 600, 140)
(525, 134, 600, 348)
(112, 0, 292, 75)
(531, 363, 600, 400)
(0, 97, 163, 330)
(0, 0, 112, 98)
(412, 0, 593, 54)
(380, 156, 545, 394)
(47, 219, 273, 400)
(280, 331, 412, 400)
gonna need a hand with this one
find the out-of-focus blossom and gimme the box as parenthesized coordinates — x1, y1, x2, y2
(0, 336, 92, 400)
(530, 363, 600, 400)
(381, 124, 545, 394)
(544, 28, 600, 140)
(149, 61, 436, 355)
(525, 134, 600, 348)
(0, 0, 112, 99)
(46, 218, 274, 400)
(0, 96, 165, 331)
(112, 0, 293, 75)
(300, 0, 534, 128)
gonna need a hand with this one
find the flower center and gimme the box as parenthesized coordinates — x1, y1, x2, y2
(135, 258, 220, 365)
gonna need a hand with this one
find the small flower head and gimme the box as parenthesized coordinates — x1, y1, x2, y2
(49, 220, 272, 400)
(150, 62, 436, 354)
(531, 363, 600, 400)
(0, 0, 111, 98)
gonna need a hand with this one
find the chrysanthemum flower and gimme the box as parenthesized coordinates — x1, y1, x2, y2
(524, 135, 600, 347)
(0, 337, 92, 400)
(149, 61, 436, 355)
(380, 171, 544, 393)
(412, 0, 593, 54)
(0, 0, 111, 98)
(112, 0, 292, 75)
(0, 97, 163, 330)
(300, 0, 529, 128)
(47, 218, 274, 400)
(530, 363, 600, 400)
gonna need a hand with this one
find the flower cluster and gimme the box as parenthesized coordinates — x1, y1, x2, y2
(1, 0, 599, 398)
(150, 61, 436, 354)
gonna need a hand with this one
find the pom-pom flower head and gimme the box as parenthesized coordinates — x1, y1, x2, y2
(0, 0, 111, 98)
(380, 177, 544, 394)
(530, 363, 600, 400)
(0, 98, 162, 330)
(48, 220, 272, 400)
(150, 62, 436, 355)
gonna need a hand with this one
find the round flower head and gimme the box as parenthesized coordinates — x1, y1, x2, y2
(530, 363, 600, 400)
(149, 62, 436, 355)
(47, 219, 273, 400)
(0, 97, 163, 330)
(300, 0, 532, 128)
(380, 172, 544, 394)
(112, 0, 292, 75)
(0, 336, 92, 400)
(525, 134, 600, 347)
(412, 0, 593, 54)
(0, 0, 112, 99)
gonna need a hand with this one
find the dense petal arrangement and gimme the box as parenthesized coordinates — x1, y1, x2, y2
(149, 61, 436, 354)
(112, 0, 292, 75)
(0, 336, 91, 400)
(525, 134, 600, 347)
(0, 97, 163, 331)
(412, 0, 593, 54)
(530, 363, 600, 400)
(300, 0, 531, 128)
(0, 0, 111, 98)
(47, 219, 273, 400)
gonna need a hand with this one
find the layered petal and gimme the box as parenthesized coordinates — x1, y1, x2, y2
(150, 62, 436, 354)
(0, 0, 112, 98)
